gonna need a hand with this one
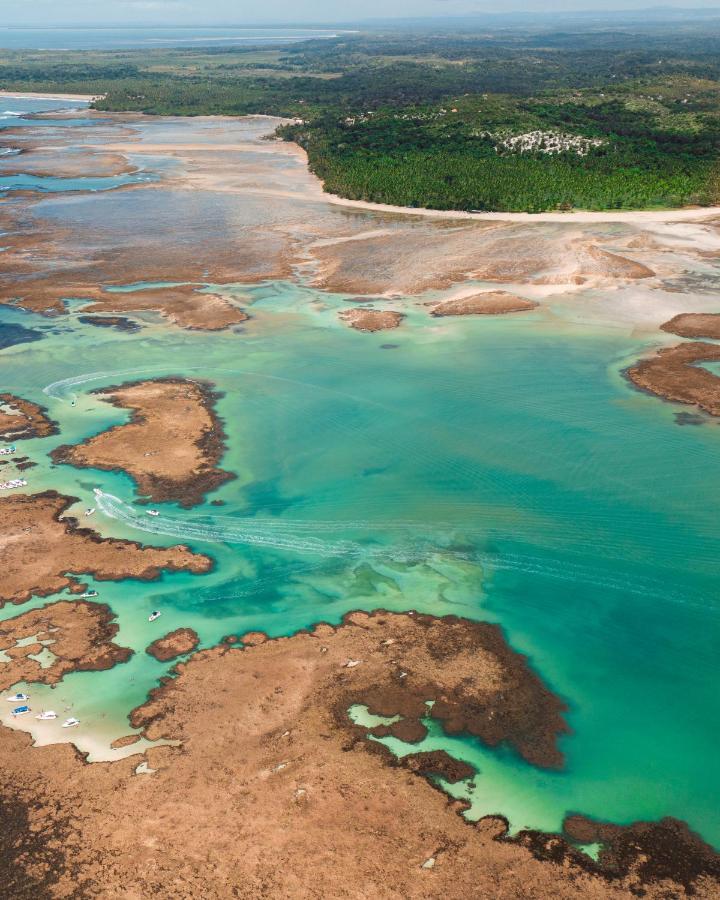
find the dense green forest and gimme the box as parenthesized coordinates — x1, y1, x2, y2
(3, 23, 720, 211)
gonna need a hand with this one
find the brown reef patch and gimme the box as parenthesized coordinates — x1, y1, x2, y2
(429, 291, 537, 317)
(0, 276, 246, 331)
(110, 734, 141, 750)
(627, 341, 720, 416)
(0, 609, 715, 897)
(339, 307, 404, 332)
(661, 313, 720, 340)
(0, 490, 211, 607)
(80, 285, 248, 331)
(146, 628, 200, 662)
(0, 393, 58, 441)
(0, 600, 131, 691)
(51, 377, 234, 507)
(0, 146, 136, 179)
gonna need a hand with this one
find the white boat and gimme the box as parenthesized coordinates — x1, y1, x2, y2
(148, 611, 162, 622)
(6, 693, 29, 702)
(0, 479, 26, 490)
(11, 705, 31, 717)
(80, 590, 99, 599)
(36, 711, 57, 720)
(85, 508, 96, 516)
(62, 717, 80, 728)
(0, 446, 15, 456)
(146, 509, 160, 517)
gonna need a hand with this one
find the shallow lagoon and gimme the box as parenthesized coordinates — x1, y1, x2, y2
(1, 97, 720, 849)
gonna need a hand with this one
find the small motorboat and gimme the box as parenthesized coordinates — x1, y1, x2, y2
(62, 717, 80, 728)
(36, 711, 57, 721)
(11, 705, 31, 717)
(85, 508, 96, 516)
(146, 509, 160, 517)
(6, 693, 29, 702)
(0, 445, 16, 456)
(148, 611, 162, 623)
(0, 478, 26, 490)
(81, 590, 99, 599)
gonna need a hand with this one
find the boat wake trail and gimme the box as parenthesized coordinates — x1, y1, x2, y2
(43, 368, 165, 403)
(95, 490, 377, 558)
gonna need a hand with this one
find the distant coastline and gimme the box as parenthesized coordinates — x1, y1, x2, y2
(0, 90, 102, 101)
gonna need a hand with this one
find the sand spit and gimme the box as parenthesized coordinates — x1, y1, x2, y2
(0, 91, 101, 102)
(0, 609, 716, 897)
(661, 313, 720, 340)
(339, 307, 404, 332)
(0, 393, 58, 441)
(51, 378, 234, 508)
(429, 291, 538, 317)
(0, 490, 211, 607)
(627, 341, 720, 416)
(0, 600, 131, 691)
(146, 628, 200, 662)
(109, 734, 141, 750)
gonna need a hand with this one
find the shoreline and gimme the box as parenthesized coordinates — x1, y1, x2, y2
(0, 90, 103, 102)
(322, 187, 720, 224)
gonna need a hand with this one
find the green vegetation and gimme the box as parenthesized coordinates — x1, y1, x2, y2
(3, 24, 720, 211)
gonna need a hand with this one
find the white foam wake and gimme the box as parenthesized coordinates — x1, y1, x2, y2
(94, 490, 368, 558)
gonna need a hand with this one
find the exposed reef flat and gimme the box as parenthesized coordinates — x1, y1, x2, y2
(0, 600, 131, 691)
(51, 378, 234, 507)
(146, 628, 199, 662)
(339, 308, 404, 332)
(661, 313, 720, 340)
(0, 610, 716, 897)
(0, 490, 211, 607)
(308, 226, 656, 296)
(429, 291, 538, 317)
(78, 285, 248, 331)
(0, 277, 247, 332)
(627, 341, 720, 416)
(0, 146, 136, 179)
(0, 393, 58, 441)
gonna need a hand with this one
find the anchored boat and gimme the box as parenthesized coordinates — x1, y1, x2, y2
(36, 711, 57, 721)
(11, 705, 31, 717)
(148, 611, 162, 622)
(6, 693, 29, 702)
(62, 717, 80, 728)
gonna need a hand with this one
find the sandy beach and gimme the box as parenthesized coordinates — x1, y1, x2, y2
(0, 90, 103, 102)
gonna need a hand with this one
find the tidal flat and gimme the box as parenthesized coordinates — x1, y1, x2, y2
(2, 98, 720, 896)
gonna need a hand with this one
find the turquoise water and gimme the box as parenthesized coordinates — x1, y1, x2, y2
(2, 97, 720, 849)
(0, 171, 156, 195)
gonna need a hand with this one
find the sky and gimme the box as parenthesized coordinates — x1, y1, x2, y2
(5, 0, 720, 27)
